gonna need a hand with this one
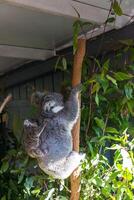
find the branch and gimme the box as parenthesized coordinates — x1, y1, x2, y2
(0, 94, 12, 114)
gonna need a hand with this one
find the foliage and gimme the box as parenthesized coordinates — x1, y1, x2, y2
(80, 56, 134, 199)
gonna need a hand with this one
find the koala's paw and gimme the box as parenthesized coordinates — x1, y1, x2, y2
(24, 119, 37, 128)
(72, 83, 83, 94)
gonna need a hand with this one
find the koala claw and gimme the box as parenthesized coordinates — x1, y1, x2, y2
(24, 119, 37, 128)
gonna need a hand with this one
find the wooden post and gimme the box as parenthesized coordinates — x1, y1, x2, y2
(70, 39, 86, 200)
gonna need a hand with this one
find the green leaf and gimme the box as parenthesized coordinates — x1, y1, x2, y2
(114, 150, 121, 163)
(126, 188, 133, 199)
(95, 93, 99, 106)
(43, 188, 55, 200)
(100, 78, 109, 93)
(124, 82, 133, 99)
(105, 127, 119, 134)
(31, 188, 40, 196)
(24, 177, 34, 195)
(112, 0, 123, 16)
(102, 184, 112, 197)
(107, 144, 122, 150)
(105, 17, 115, 23)
(127, 100, 134, 116)
(114, 72, 133, 81)
(106, 74, 117, 86)
(91, 82, 100, 94)
(82, 21, 92, 27)
(100, 136, 121, 142)
(116, 187, 125, 200)
(123, 169, 132, 181)
(94, 117, 105, 130)
(103, 59, 109, 72)
(94, 58, 101, 68)
(92, 177, 103, 187)
(87, 142, 94, 157)
(18, 170, 25, 184)
(0, 160, 9, 173)
(1, 196, 6, 200)
(55, 56, 61, 71)
(119, 39, 134, 46)
(109, 171, 120, 180)
(62, 57, 67, 71)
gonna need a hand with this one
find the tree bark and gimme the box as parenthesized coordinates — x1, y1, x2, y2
(70, 39, 86, 200)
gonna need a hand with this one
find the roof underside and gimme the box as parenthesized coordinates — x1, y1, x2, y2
(0, 0, 134, 75)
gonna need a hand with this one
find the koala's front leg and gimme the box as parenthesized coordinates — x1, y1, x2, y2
(62, 84, 82, 125)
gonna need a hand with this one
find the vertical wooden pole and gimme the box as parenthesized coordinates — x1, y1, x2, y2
(70, 39, 86, 200)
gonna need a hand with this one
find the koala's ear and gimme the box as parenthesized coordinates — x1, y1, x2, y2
(31, 92, 45, 105)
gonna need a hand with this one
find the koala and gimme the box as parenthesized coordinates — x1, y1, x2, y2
(23, 84, 85, 179)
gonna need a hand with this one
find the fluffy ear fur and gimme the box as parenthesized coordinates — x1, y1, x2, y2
(31, 92, 45, 106)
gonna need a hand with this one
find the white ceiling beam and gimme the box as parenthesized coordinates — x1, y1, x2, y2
(5, 0, 130, 28)
(6, 0, 109, 24)
(0, 45, 54, 60)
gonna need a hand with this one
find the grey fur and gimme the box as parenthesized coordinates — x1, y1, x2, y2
(23, 84, 85, 179)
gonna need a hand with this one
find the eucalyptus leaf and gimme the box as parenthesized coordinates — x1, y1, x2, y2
(24, 177, 34, 195)
(119, 39, 134, 46)
(1, 196, 6, 200)
(95, 92, 99, 106)
(105, 17, 115, 23)
(112, 0, 123, 16)
(124, 83, 133, 99)
(106, 74, 117, 86)
(18, 170, 25, 184)
(91, 82, 100, 94)
(105, 127, 119, 134)
(114, 72, 133, 81)
(94, 117, 105, 130)
(62, 57, 67, 71)
(100, 136, 121, 142)
(0, 161, 9, 173)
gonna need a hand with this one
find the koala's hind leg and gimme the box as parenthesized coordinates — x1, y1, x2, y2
(23, 119, 44, 158)
(56, 151, 85, 179)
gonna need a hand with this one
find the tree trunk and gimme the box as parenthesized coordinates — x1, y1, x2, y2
(70, 39, 86, 200)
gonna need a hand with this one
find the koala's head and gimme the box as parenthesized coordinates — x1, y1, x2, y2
(31, 92, 64, 117)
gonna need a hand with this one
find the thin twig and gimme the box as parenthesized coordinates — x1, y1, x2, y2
(96, 1, 113, 57)
(0, 94, 12, 114)
(85, 62, 96, 137)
